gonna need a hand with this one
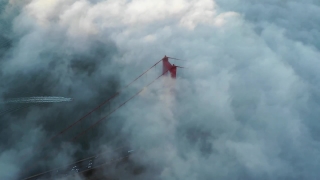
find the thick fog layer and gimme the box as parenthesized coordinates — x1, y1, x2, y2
(0, 0, 320, 180)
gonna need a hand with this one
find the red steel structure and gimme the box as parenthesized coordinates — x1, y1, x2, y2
(22, 56, 184, 180)
(162, 55, 184, 79)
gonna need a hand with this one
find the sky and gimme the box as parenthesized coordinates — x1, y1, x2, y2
(0, 0, 320, 179)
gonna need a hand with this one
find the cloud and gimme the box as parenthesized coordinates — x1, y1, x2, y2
(1, 0, 320, 179)
(0, 0, 122, 179)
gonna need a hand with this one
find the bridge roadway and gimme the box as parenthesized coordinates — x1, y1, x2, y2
(27, 149, 134, 180)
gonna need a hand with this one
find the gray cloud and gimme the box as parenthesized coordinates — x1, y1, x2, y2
(1, 0, 320, 180)
(216, 0, 320, 49)
(0, 1, 124, 179)
(215, 0, 320, 150)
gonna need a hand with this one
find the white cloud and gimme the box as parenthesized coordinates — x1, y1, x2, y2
(2, 0, 320, 179)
